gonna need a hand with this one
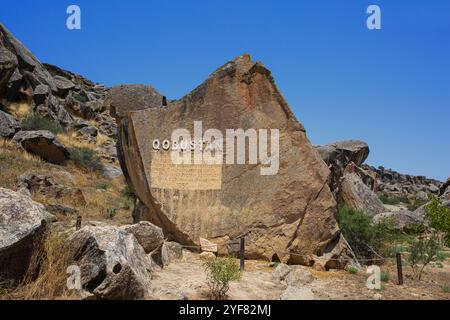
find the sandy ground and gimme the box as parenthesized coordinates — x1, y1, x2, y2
(148, 250, 450, 300)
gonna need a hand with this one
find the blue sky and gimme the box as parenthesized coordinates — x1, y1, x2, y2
(1, 0, 449, 180)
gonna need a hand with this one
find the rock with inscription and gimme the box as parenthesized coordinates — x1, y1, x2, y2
(108, 54, 356, 267)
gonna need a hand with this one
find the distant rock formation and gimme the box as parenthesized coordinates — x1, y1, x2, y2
(108, 54, 357, 269)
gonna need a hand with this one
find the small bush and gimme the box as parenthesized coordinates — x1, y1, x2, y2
(69, 147, 101, 171)
(20, 113, 64, 134)
(436, 251, 450, 262)
(441, 284, 450, 293)
(204, 257, 240, 300)
(337, 207, 398, 259)
(425, 195, 450, 246)
(381, 272, 390, 282)
(96, 182, 110, 190)
(407, 235, 441, 280)
(379, 195, 410, 205)
(106, 208, 117, 219)
(345, 265, 358, 274)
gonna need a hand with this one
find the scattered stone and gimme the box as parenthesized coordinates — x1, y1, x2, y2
(200, 238, 218, 253)
(272, 263, 291, 282)
(199, 251, 216, 261)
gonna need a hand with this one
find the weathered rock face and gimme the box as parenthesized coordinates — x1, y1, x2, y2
(69, 224, 153, 300)
(108, 55, 355, 267)
(0, 188, 54, 283)
(315, 140, 370, 193)
(12, 130, 70, 164)
(373, 210, 424, 231)
(338, 170, 385, 217)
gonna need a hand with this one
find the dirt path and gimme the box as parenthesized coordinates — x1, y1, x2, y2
(148, 250, 450, 300)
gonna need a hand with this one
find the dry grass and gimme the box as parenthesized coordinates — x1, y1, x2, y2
(57, 131, 109, 150)
(6, 101, 31, 119)
(6, 229, 78, 300)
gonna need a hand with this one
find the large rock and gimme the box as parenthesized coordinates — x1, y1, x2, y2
(121, 221, 164, 254)
(69, 224, 153, 300)
(440, 177, 450, 201)
(315, 140, 370, 192)
(338, 170, 385, 217)
(109, 55, 355, 266)
(0, 110, 20, 138)
(373, 210, 423, 231)
(0, 188, 54, 283)
(12, 130, 70, 164)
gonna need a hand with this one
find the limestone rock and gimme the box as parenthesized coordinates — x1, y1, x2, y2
(0, 188, 54, 283)
(152, 241, 183, 267)
(69, 224, 153, 300)
(272, 263, 291, 282)
(109, 54, 355, 266)
(373, 210, 423, 231)
(338, 171, 385, 217)
(100, 163, 123, 179)
(285, 268, 314, 286)
(315, 140, 370, 192)
(12, 130, 70, 164)
(121, 221, 164, 254)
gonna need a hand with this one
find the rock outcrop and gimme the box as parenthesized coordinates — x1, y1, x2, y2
(12, 130, 70, 164)
(315, 140, 370, 192)
(69, 224, 153, 300)
(363, 165, 442, 202)
(373, 210, 424, 231)
(0, 110, 20, 138)
(108, 54, 356, 268)
(0, 188, 54, 283)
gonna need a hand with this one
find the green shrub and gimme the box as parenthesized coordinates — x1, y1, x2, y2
(379, 195, 410, 205)
(106, 208, 117, 219)
(20, 113, 64, 134)
(96, 182, 110, 190)
(345, 265, 358, 274)
(381, 272, 390, 282)
(436, 251, 450, 262)
(425, 195, 450, 246)
(441, 284, 450, 293)
(407, 235, 441, 280)
(337, 207, 398, 259)
(203, 257, 240, 300)
(69, 147, 101, 171)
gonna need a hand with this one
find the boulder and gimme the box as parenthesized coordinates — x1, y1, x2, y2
(109, 55, 355, 266)
(53, 75, 75, 97)
(373, 210, 423, 231)
(151, 241, 183, 267)
(199, 251, 216, 261)
(33, 84, 50, 105)
(12, 130, 70, 164)
(338, 171, 385, 217)
(69, 224, 153, 299)
(0, 110, 20, 138)
(121, 221, 164, 254)
(0, 188, 54, 283)
(285, 269, 314, 287)
(440, 177, 450, 201)
(100, 163, 123, 179)
(315, 140, 370, 192)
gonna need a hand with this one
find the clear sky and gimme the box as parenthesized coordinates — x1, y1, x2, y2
(1, 0, 449, 180)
